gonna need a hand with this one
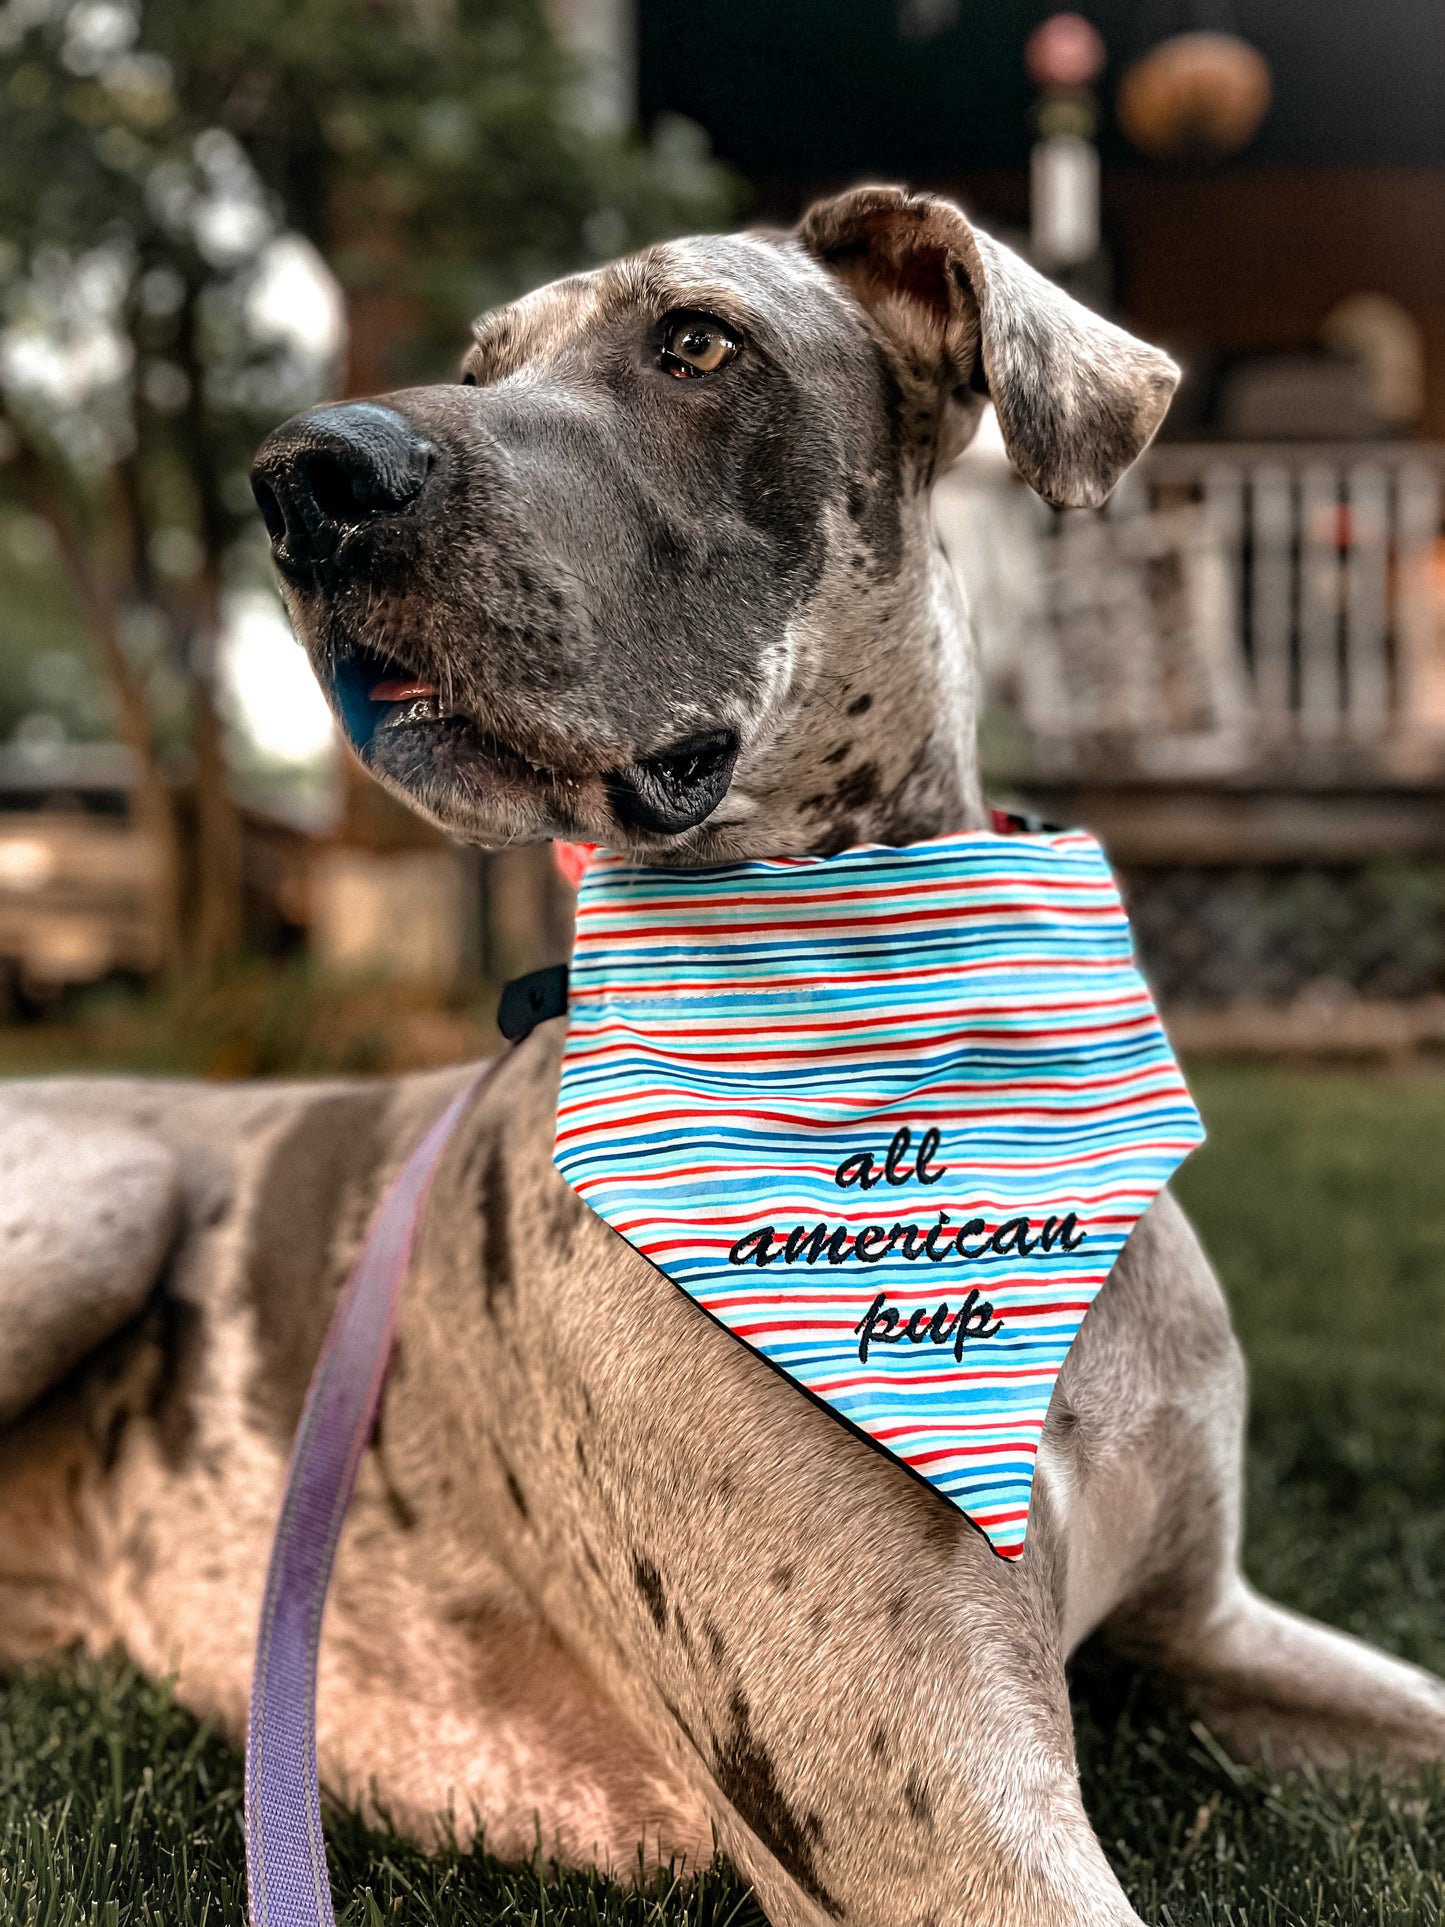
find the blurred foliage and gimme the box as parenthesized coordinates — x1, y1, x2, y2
(0, 955, 499, 1077)
(0, 505, 106, 746)
(0, 0, 734, 965)
(0, 0, 736, 431)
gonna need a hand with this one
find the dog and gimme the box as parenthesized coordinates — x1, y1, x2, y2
(2, 186, 1443, 1927)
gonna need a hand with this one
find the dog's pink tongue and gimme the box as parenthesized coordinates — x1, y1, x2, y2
(370, 677, 440, 702)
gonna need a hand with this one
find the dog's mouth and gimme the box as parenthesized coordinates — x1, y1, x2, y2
(327, 643, 740, 839)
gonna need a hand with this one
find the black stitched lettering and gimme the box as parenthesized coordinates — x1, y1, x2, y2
(728, 1226, 779, 1266)
(887, 1222, 926, 1260)
(855, 1224, 890, 1263)
(1038, 1212, 1087, 1252)
(882, 1127, 914, 1186)
(783, 1222, 851, 1266)
(915, 1127, 947, 1184)
(953, 1217, 990, 1259)
(989, 1216, 1037, 1258)
(923, 1213, 953, 1262)
(854, 1292, 901, 1361)
(853, 1289, 1005, 1364)
(834, 1150, 879, 1190)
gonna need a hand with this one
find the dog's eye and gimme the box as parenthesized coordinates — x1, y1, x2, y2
(660, 312, 741, 380)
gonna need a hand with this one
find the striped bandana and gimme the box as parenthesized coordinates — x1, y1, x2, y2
(553, 827, 1203, 1559)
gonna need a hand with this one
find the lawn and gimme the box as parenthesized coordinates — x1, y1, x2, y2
(2, 1062, 1444, 1924)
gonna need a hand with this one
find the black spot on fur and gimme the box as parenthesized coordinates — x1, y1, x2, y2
(904, 1771, 935, 1829)
(714, 1689, 842, 1917)
(497, 1451, 529, 1520)
(575, 1435, 588, 1475)
(886, 1590, 907, 1624)
(632, 1554, 669, 1632)
(382, 1471, 418, 1532)
(832, 761, 879, 811)
(802, 761, 877, 842)
(148, 1292, 206, 1471)
(846, 693, 873, 716)
(839, 354, 905, 579)
(99, 1404, 129, 1477)
(704, 1618, 728, 1665)
(813, 817, 859, 858)
(543, 1174, 584, 1258)
(661, 1692, 704, 1758)
(370, 1396, 418, 1532)
(674, 1604, 693, 1655)
(869, 1722, 890, 1765)
(479, 1136, 515, 1314)
(770, 1563, 795, 1593)
(875, 771, 941, 849)
(822, 741, 851, 766)
(243, 1089, 391, 1441)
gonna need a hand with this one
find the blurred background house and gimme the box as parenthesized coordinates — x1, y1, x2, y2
(642, 0, 1445, 1049)
(3, 0, 1445, 1060)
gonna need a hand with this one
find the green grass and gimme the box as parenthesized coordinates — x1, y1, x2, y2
(3, 1064, 1445, 1924)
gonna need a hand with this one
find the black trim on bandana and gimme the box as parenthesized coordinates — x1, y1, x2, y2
(497, 963, 570, 1041)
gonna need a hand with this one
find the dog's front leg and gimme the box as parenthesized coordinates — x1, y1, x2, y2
(419, 1034, 1142, 1927)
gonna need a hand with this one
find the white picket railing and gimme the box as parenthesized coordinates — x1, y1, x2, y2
(938, 441, 1445, 779)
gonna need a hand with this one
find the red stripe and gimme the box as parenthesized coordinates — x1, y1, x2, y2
(564, 1019, 1161, 1067)
(905, 1439, 1040, 1466)
(556, 1087, 1187, 1145)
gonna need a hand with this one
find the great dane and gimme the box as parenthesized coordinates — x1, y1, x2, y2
(2, 188, 1442, 1927)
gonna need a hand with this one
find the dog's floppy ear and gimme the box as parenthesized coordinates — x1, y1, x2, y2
(798, 184, 1179, 509)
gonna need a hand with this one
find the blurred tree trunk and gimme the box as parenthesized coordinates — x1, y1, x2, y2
(176, 312, 247, 974)
(188, 632, 246, 971)
(335, 175, 420, 399)
(13, 435, 187, 976)
(10, 402, 247, 978)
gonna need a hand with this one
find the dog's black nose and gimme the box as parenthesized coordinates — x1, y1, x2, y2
(251, 403, 436, 569)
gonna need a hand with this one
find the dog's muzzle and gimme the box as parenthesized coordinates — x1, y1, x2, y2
(251, 405, 741, 838)
(251, 403, 436, 582)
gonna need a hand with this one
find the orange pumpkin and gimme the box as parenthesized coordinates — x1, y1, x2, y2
(1118, 31, 1271, 160)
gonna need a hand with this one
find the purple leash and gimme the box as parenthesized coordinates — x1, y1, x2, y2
(244, 1063, 494, 1927)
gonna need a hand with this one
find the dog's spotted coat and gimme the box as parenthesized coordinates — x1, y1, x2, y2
(2, 189, 1443, 1927)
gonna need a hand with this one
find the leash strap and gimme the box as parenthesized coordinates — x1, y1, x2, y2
(243, 819, 1068, 1917)
(244, 1064, 493, 1927)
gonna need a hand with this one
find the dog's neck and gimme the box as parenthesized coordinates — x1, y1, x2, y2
(712, 509, 986, 862)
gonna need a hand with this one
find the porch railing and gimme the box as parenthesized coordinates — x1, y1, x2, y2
(939, 441, 1445, 780)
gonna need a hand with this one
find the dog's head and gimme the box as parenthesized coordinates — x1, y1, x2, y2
(253, 187, 1177, 861)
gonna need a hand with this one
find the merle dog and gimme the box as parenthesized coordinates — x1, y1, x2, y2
(2, 188, 1442, 1927)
